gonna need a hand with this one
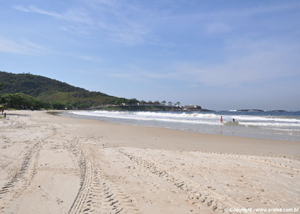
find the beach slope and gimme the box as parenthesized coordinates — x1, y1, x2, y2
(0, 111, 299, 214)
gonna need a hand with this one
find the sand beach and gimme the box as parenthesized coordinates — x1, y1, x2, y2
(0, 111, 299, 214)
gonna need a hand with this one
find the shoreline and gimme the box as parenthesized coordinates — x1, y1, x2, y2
(61, 109, 300, 142)
(1, 110, 299, 213)
(54, 110, 300, 158)
(4, 109, 300, 157)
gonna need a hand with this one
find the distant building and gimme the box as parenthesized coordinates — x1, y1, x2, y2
(183, 105, 202, 110)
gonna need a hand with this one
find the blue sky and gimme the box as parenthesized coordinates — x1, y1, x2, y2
(1, 0, 300, 110)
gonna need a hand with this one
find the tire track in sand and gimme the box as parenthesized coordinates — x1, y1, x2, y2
(68, 143, 141, 214)
(118, 148, 250, 214)
(0, 142, 41, 212)
(190, 152, 300, 173)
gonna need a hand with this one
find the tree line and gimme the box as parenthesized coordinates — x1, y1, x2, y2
(0, 92, 182, 110)
(138, 100, 181, 106)
(0, 79, 182, 110)
(0, 93, 64, 110)
(0, 92, 124, 110)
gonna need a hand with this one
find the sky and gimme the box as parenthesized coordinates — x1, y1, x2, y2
(1, 0, 300, 110)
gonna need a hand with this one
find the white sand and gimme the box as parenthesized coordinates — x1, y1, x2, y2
(0, 111, 299, 214)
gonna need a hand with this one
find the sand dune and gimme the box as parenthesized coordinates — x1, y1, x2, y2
(0, 111, 299, 214)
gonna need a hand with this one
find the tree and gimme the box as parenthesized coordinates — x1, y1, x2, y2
(0, 93, 36, 109)
(161, 100, 166, 105)
(128, 98, 139, 105)
(154, 101, 160, 105)
(168, 101, 172, 106)
(52, 101, 65, 110)
(114, 98, 127, 105)
(175, 101, 181, 106)
(64, 101, 76, 110)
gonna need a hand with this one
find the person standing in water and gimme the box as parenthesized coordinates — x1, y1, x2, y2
(220, 116, 223, 122)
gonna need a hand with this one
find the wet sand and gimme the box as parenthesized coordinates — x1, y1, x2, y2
(0, 110, 299, 214)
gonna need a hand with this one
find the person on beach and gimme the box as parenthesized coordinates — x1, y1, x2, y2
(233, 118, 235, 122)
(220, 116, 223, 122)
(4, 112, 6, 118)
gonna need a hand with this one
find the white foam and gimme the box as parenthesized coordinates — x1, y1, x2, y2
(70, 111, 221, 125)
(69, 110, 300, 129)
(239, 122, 300, 128)
(232, 115, 300, 123)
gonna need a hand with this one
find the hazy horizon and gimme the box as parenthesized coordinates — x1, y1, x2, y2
(1, 1, 300, 110)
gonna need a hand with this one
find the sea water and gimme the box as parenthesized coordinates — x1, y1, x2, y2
(63, 110, 300, 141)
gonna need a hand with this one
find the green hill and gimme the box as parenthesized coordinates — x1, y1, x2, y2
(0, 71, 128, 109)
(0, 71, 88, 96)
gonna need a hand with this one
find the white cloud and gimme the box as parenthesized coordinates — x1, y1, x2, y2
(108, 25, 149, 45)
(171, 39, 300, 87)
(13, 3, 151, 46)
(13, 5, 93, 25)
(106, 38, 300, 88)
(92, 3, 151, 45)
(73, 54, 103, 62)
(0, 37, 25, 54)
(0, 37, 51, 55)
(12, 5, 30, 12)
(0, 36, 103, 63)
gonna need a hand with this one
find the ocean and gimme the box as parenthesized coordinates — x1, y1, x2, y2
(62, 110, 300, 141)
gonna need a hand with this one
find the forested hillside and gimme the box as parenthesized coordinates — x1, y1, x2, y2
(0, 71, 88, 96)
(0, 71, 134, 109)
